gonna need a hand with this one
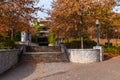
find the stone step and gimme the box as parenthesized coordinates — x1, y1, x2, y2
(21, 52, 69, 62)
(26, 46, 61, 52)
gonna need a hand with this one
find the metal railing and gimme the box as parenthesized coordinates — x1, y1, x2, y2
(56, 40, 70, 61)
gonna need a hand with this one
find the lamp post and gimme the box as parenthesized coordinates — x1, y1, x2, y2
(96, 20, 100, 46)
(115, 29, 118, 46)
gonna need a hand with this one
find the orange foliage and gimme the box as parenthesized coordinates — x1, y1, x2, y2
(0, 0, 40, 38)
(49, 0, 120, 39)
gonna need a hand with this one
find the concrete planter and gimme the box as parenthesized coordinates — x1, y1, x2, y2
(69, 49, 100, 63)
(93, 46, 104, 61)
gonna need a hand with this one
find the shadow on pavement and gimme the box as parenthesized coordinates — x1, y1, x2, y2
(104, 55, 112, 60)
(0, 62, 36, 80)
(40, 71, 68, 79)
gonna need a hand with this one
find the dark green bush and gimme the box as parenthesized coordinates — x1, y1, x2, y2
(5, 39, 15, 48)
(104, 45, 120, 54)
(14, 32, 21, 41)
(32, 36, 38, 43)
(63, 38, 96, 49)
(0, 45, 9, 49)
(0, 38, 15, 49)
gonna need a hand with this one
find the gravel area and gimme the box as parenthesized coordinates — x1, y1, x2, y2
(1, 58, 120, 80)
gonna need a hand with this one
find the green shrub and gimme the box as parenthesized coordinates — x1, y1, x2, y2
(0, 45, 9, 49)
(48, 32, 57, 44)
(104, 45, 120, 54)
(0, 38, 15, 49)
(14, 32, 21, 41)
(5, 39, 15, 48)
(63, 38, 96, 49)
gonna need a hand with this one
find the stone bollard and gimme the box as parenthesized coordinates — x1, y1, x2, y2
(93, 46, 104, 61)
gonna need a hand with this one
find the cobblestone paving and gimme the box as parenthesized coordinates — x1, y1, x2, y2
(0, 58, 120, 80)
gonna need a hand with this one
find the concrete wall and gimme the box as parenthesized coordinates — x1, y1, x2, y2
(93, 46, 104, 61)
(69, 49, 100, 63)
(0, 50, 19, 74)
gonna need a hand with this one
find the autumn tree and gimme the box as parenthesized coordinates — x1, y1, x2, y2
(49, 0, 120, 47)
(49, 0, 95, 48)
(0, 0, 40, 40)
(90, 0, 120, 45)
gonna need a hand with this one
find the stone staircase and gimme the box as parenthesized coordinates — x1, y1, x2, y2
(21, 46, 69, 62)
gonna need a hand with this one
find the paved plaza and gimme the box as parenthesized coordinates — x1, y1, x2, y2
(0, 58, 120, 80)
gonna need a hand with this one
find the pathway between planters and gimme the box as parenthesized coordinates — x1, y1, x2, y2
(0, 58, 120, 80)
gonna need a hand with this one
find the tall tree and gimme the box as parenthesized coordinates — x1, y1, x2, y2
(0, 0, 40, 39)
(91, 0, 120, 45)
(49, 0, 120, 46)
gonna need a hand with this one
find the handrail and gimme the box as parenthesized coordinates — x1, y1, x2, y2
(56, 40, 70, 60)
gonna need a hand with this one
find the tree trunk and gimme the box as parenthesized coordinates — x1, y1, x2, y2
(11, 29, 14, 40)
(81, 37, 83, 49)
(107, 34, 110, 47)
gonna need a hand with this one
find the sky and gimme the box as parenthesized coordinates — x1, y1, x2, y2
(35, 0, 53, 19)
(114, 6, 120, 13)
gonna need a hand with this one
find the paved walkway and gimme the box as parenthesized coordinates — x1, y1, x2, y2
(0, 58, 120, 80)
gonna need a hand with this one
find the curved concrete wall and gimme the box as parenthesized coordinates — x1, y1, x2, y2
(0, 50, 19, 74)
(69, 49, 100, 63)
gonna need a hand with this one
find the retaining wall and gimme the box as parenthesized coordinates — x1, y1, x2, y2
(0, 49, 19, 74)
